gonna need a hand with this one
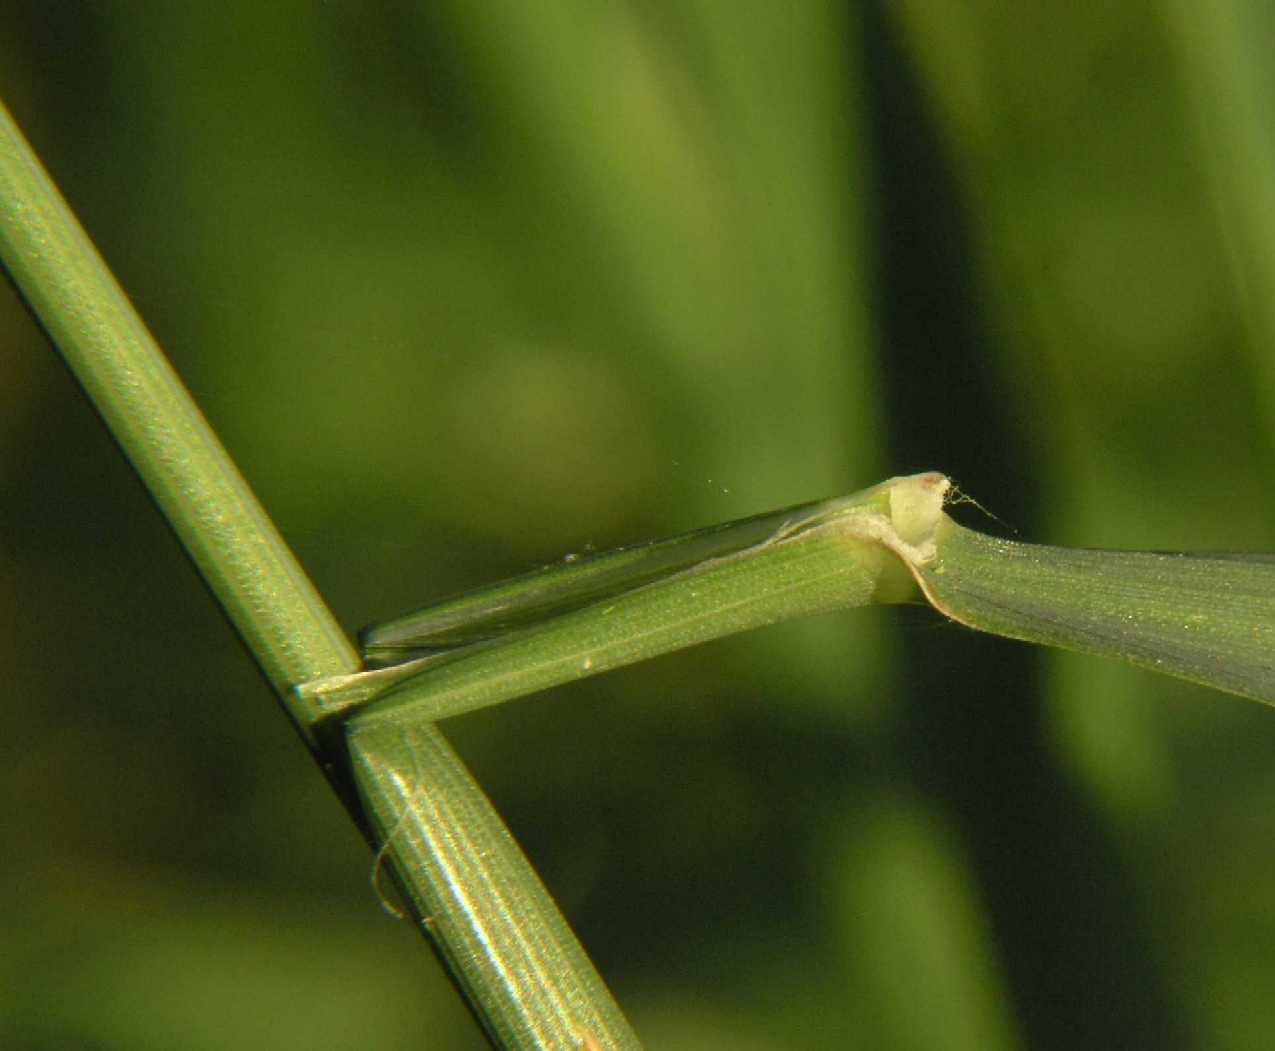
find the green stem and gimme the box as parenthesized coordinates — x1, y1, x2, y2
(351, 722, 642, 1051)
(0, 100, 351, 734)
(342, 475, 937, 729)
(0, 97, 637, 1050)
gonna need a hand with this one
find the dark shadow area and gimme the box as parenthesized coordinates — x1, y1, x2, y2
(858, 5, 1190, 1048)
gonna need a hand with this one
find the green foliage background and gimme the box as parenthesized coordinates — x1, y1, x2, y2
(4, 4, 1275, 1048)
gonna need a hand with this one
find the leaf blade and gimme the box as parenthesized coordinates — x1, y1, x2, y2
(919, 519, 1275, 704)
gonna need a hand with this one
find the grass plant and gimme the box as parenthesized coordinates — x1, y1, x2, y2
(5, 7, 1275, 1049)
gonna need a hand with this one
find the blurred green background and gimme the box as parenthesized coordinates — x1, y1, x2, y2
(4, 3, 1275, 1048)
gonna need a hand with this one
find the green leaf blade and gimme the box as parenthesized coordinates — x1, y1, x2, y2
(921, 520, 1275, 705)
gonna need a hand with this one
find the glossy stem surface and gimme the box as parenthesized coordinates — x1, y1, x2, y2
(0, 97, 638, 1050)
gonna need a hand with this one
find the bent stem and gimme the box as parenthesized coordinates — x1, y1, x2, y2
(339, 469, 1271, 1048)
(342, 469, 1275, 751)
